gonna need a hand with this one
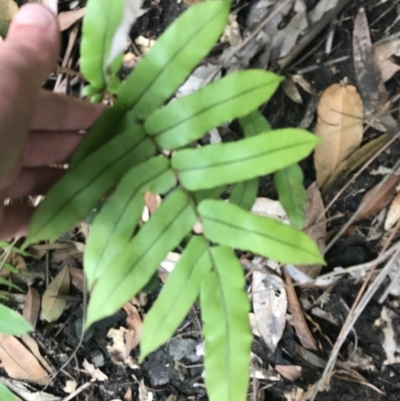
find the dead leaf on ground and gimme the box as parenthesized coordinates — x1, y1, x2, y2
(251, 198, 289, 223)
(82, 359, 108, 382)
(57, 7, 86, 31)
(0, 377, 61, 401)
(374, 37, 400, 82)
(122, 302, 142, 351)
(221, 13, 241, 46)
(63, 379, 77, 394)
(284, 271, 317, 351)
(69, 267, 84, 292)
(353, 7, 397, 131)
(252, 268, 287, 352)
(21, 335, 53, 374)
(0, 334, 50, 385)
(314, 82, 363, 188)
(375, 306, 400, 365)
(296, 183, 326, 278)
(124, 388, 133, 401)
(322, 133, 391, 194)
(355, 173, 400, 221)
(275, 365, 302, 381)
(282, 77, 303, 104)
(41, 266, 70, 323)
(107, 327, 139, 369)
(385, 192, 400, 231)
(22, 287, 40, 328)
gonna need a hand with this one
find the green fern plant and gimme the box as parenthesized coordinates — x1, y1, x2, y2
(23, 1, 324, 400)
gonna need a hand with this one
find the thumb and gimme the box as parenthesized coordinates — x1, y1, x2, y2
(0, 4, 59, 185)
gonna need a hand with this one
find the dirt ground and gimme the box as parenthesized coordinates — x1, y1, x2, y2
(5, 0, 400, 400)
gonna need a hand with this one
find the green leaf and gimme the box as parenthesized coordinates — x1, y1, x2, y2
(201, 247, 252, 401)
(117, 0, 230, 116)
(85, 156, 176, 289)
(145, 70, 282, 150)
(140, 236, 211, 361)
(0, 303, 32, 335)
(2, 264, 18, 274)
(70, 106, 134, 167)
(199, 200, 324, 265)
(80, 0, 124, 91)
(274, 164, 307, 230)
(25, 129, 155, 247)
(0, 383, 18, 401)
(239, 110, 271, 137)
(173, 129, 320, 191)
(0, 277, 22, 292)
(86, 188, 197, 327)
(229, 179, 258, 211)
(192, 186, 226, 204)
(0, 241, 30, 256)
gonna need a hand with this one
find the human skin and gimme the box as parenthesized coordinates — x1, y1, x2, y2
(0, 4, 104, 239)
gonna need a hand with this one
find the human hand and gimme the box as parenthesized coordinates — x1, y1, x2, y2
(0, 4, 104, 239)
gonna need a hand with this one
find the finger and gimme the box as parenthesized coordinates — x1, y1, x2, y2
(0, 168, 64, 199)
(0, 4, 59, 184)
(22, 131, 83, 167)
(0, 204, 34, 240)
(31, 91, 106, 131)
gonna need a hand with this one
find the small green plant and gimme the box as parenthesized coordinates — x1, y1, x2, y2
(23, 1, 324, 400)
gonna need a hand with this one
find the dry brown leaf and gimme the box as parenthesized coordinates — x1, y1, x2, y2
(122, 302, 142, 351)
(63, 379, 77, 394)
(314, 83, 363, 188)
(82, 359, 108, 382)
(385, 192, 400, 231)
(20, 334, 53, 374)
(69, 267, 84, 292)
(22, 286, 40, 328)
(353, 8, 397, 131)
(57, 7, 86, 31)
(284, 271, 317, 351)
(282, 77, 303, 104)
(296, 183, 326, 278)
(252, 270, 287, 352)
(107, 327, 138, 368)
(0, 334, 50, 385)
(355, 174, 400, 221)
(124, 388, 133, 401)
(8, 253, 26, 273)
(322, 133, 391, 194)
(41, 266, 70, 323)
(374, 37, 400, 82)
(275, 365, 302, 381)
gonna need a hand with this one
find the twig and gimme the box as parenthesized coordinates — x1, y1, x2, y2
(61, 382, 92, 401)
(324, 143, 400, 254)
(311, 238, 400, 400)
(275, 0, 352, 71)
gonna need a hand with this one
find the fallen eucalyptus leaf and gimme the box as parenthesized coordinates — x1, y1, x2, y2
(314, 83, 363, 188)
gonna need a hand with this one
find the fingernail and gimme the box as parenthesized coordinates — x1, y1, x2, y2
(13, 4, 56, 27)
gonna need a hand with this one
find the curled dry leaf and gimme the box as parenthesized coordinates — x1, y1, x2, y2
(0, 334, 50, 385)
(374, 37, 400, 82)
(22, 287, 40, 328)
(385, 192, 400, 231)
(82, 359, 108, 381)
(282, 77, 303, 104)
(314, 83, 363, 188)
(296, 183, 326, 278)
(252, 270, 287, 352)
(41, 265, 70, 323)
(122, 302, 142, 351)
(355, 174, 400, 221)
